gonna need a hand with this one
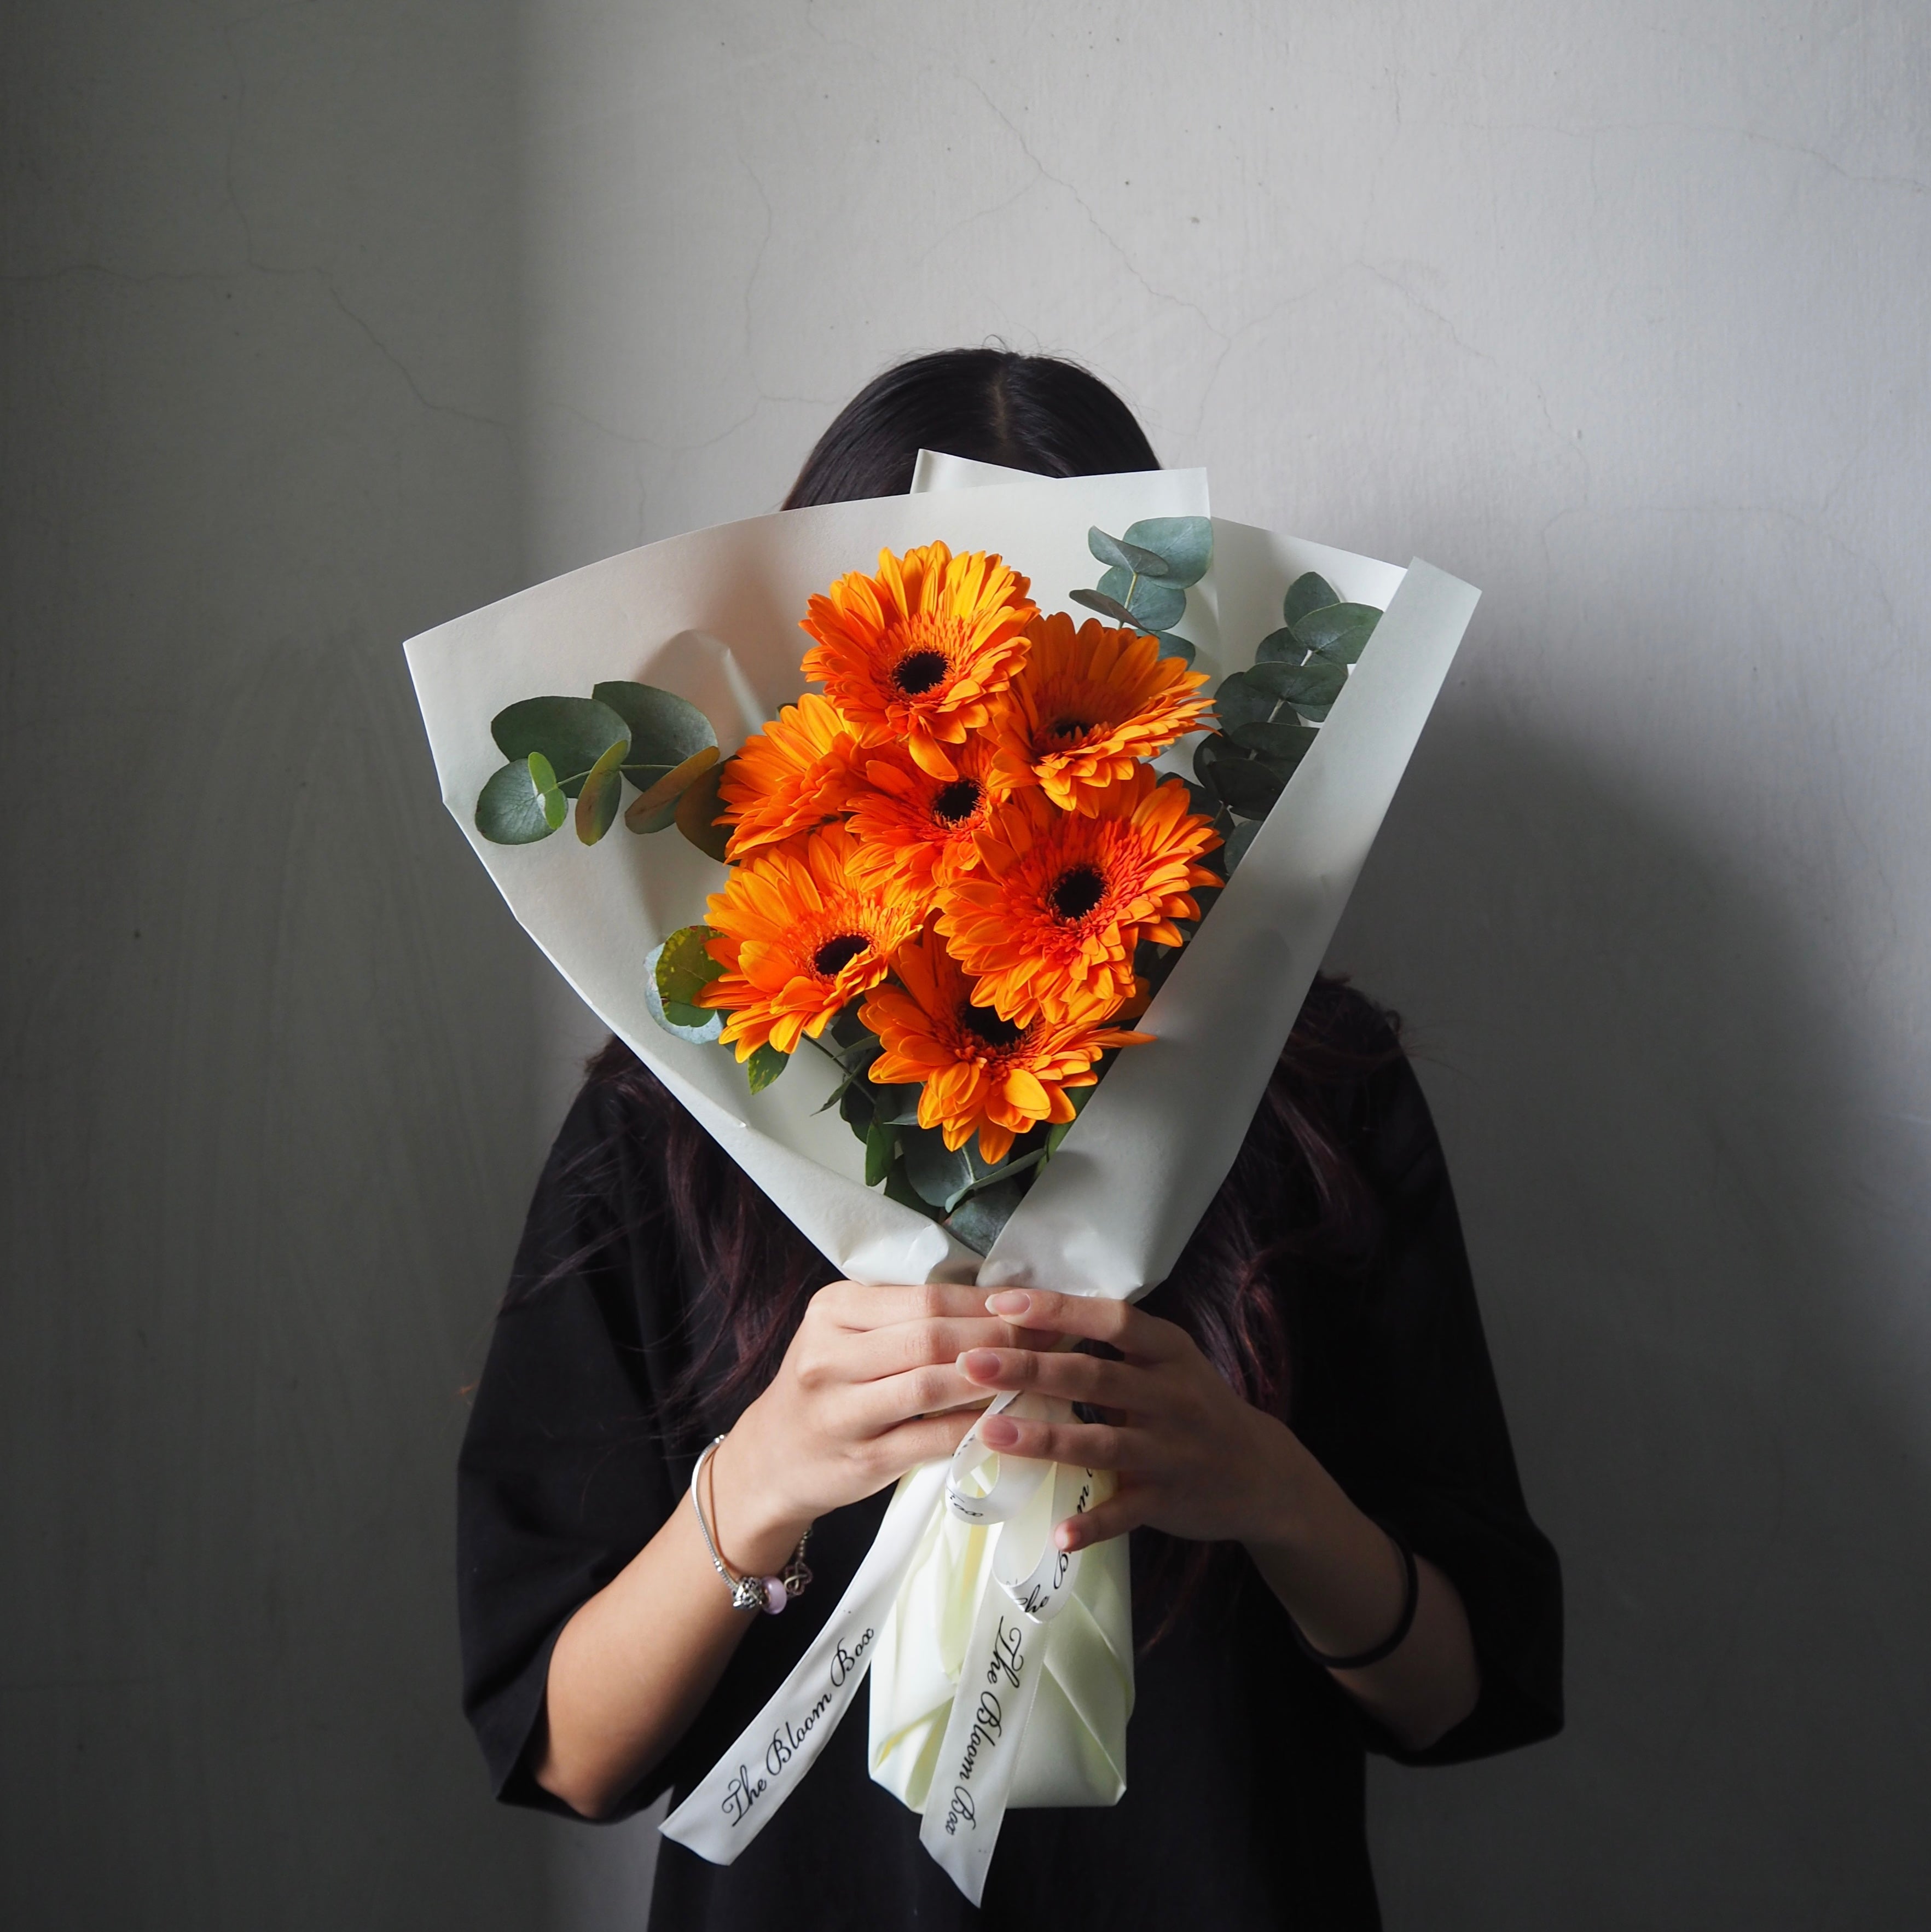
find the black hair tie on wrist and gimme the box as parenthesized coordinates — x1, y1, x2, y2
(1291, 1521, 1419, 1671)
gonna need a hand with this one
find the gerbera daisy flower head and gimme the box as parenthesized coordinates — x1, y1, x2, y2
(717, 692, 864, 859)
(799, 542, 1036, 780)
(698, 822, 924, 1060)
(860, 927, 1150, 1165)
(937, 769, 1221, 1023)
(843, 732, 1009, 898)
(994, 611, 1212, 814)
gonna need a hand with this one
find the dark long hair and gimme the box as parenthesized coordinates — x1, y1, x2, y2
(561, 348, 1400, 1632)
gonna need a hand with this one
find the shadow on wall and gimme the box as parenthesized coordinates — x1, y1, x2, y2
(1349, 712, 1931, 1928)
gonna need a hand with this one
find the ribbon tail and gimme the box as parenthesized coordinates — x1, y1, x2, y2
(660, 1461, 947, 1863)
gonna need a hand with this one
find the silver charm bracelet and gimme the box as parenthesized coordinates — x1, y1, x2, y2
(690, 1434, 813, 1615)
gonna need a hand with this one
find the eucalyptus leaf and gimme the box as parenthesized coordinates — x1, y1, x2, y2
(475, 757, 563, 845)
(901, 1129, 975, 1211)
(864, 1118, 897, 1188)
(1095, 567, 1185, 632)
(1087, 527, 1172, 577)
(1294, 603, 1381, 665)
(1155, 632, 1197, 664)
(654, 923, 724, 1022)
(884, 1161, 936, 1219)
(838, 1080, 874, 1137)
(625, 743, 720, 831)
(490, 696, 629, 797)
(1272, 658, 1348, 708)
(642, 936, 724, 1044)
(1208, 754, 1286, 820)
(1123, 516, 1213, 587)
(675, 759, 733, 861)
(746, 1043, 788, 1094)
(869, 1082, 925, 1127)
(573, 738, 628, 845)
(1068, 587, 1138, 626)
(592, 680, 717, 779)
(1255, 627, 1307, 665)
(1222, 819, 1262, 875)
(946, 1177, 1027, 1255)
(1192, 734, 1232, 786)
(1211, 671, 1276, 733)
(529, 751, 568, 829)
(1230, 717, 1319, 763)
(1283, 571, 1341, 627)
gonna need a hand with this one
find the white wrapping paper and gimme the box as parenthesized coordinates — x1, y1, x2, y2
(403, 461, 1477, 1902)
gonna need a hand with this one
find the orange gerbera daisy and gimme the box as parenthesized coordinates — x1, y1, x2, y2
(860, 927, 1150, 1164)
(937, 770, 1221, 1023)
(698, 823, 924, 1060)
(994, 611, 1212, 813)
(799, 542, 1036, 780)
(844, 732, 1008, 898)
(717, 693, 864, 858)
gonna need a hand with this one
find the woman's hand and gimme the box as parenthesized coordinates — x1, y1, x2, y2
(958, 1288, 1298, 1554)
(705, 1282, 1049, 1577)
(959, 1287, 1482, 1750)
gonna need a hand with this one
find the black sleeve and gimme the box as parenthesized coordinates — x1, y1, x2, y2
(1316, 1048, 1565, 1765)
(455, 1081, 694, 1819)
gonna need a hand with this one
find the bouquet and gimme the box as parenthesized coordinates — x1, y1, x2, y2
(406, 455, 1477, 1900)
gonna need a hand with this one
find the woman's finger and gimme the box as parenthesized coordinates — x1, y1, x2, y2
(818, 1280, 1012, 1332)
(955, 1346, 1149, 1413)
(976, 1411, 1138, 1468)
(842, 1315, 1053, 1381)
(866, 1409, 980, 1479)
(1056, 1490, 1147, 1553)
(848, 1362, 994, 1431)
(981, 1289, 1185, 1362)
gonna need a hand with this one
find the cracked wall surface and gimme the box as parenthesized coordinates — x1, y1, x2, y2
(520, 2, 1931, 1927)
(1, 3, 550, 1927)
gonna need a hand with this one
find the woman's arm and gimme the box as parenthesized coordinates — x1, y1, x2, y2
(957, 1288, 1481, 1753)
(534, 1282, 1046, 1818)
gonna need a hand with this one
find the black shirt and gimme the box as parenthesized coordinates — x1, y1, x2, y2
(457, 997, 1563, 1930)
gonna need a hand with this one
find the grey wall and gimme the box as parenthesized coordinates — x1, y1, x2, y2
(519, 1, 1931, 1925)
(8, 1, 1929, 1927)
(2, 3, 550, 1927)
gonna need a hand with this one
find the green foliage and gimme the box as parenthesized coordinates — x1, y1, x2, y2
(475, 752, 568, 844)
(1221, 819, 1262, 875)
(592, 681, 716, 787)
(642, 927, 726, 1044)
(1282, 571, 1341, 627)
(625, 744, 720, 834)
(946, 1176, 1029, 1255)
(491, 696, 629, 799)
(1294, 603, 1380, 664)
(674, 759, 733, 860)
(1074, 517, 1213, 656)
(746, 1043, 788, 1094)
(573, 737, 629, 845)
(864, 1118, 897, 1187)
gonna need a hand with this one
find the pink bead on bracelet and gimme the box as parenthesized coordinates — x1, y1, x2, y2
(690, 1434, 813, 1615)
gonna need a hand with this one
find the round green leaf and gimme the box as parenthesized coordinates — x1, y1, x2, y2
(1283, 571, 1341, 627)
(1088, 527, 1172, 577)
(1222, 819, 1262, 875)
(1247, 658, 1346, 708)
(1192, 734, 1232, 786)
(1255, 626, 1306, 664)
(642, 936, 724, 1044)
(674, 759, 733, 861)
(625, 743, 721, 832)
(592, 681, 717, 782)
(1229, 717, 1319, 763)
(745, 1043, 789, 1094)
(490, 696, 630, 797)
(475, 757, 563, 844)
(1211, 670, 1276, 733)
(573, 737, 628, 845)
(1095, 567, 1186, 632)
(1293, 603, 1381, 664)
(864, 1118, 897, 1188)
(1123, 516, 1213, 587)
(1208, 754, 1286, 820)
(1155, 632, 1197, 664)
(656, 923, 725, 1009)
(1069, 587, 1138, 626)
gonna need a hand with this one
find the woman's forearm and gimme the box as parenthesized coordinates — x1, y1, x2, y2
(1241, 1418, 1480, 1751)
(535, 1435, 810, 1818)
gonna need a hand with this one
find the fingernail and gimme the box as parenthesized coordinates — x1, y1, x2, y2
(1054, 1521, 1081, 1552)
(986, 1291, 1031, 1316)
(959, 1349, 1001, 1380)
(981, 1416, 1019, 1448)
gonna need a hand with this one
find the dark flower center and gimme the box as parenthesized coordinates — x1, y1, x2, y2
(1049, 864, 1107, 922)
(930, 778, 983, 825)
(813, 933, 871, 977)
(1048, 716, 1093, 741)
(957, 1003, 1027, 1051)
(894, 649, 950, 696)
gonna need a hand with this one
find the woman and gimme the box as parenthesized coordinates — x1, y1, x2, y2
(458, 349, 1563, 1929)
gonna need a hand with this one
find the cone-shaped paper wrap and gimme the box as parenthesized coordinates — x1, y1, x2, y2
(403, 460, 1478, 1902)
